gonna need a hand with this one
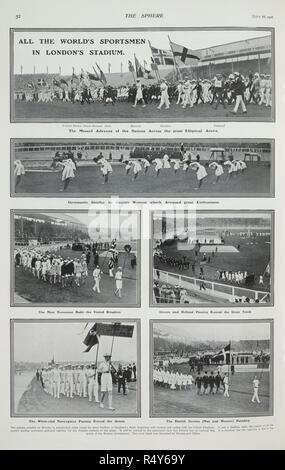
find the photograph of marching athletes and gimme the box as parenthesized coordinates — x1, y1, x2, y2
(151, 210, 273, 307)
(11, 138, 274, 198)
(150, 320, 273, 418)
(11, 28, 274, 122)
(11, 209, 140, 307)
(11, 319, 140, 417)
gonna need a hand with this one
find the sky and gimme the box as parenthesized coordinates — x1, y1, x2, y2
(14, 321, 137, 363)
(153, 322, 271, 343)
(13, 29, 271, 75)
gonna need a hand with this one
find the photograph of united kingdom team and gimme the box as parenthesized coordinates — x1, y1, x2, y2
(12, 210, 139, 306)
(150, 321, 272, 417)
(12, 139, 273, 197)
(11, 320, 139, 416)
(11, 28, 273, 122)
(152, 211, 272, 306)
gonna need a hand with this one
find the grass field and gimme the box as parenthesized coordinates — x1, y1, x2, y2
(17, 377, 138, 416)
(14, 163, 271, 196)
(154, 234, 271, 292)
(152, 364, 270, 417)
(14, 100, 272, 122)
(14, 248, 138, 305)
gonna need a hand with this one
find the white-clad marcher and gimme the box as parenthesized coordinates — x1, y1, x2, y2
(98, 353, 115, 410)
(92, 266, 102, 293)
(114, 267, 123, 297)
(251, 376, 261, 404)
(157, 80, 170, 109)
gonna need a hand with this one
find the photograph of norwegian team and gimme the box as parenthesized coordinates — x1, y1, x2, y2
(12, 320, 139, 417)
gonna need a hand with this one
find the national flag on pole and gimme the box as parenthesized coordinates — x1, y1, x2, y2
(169, 41, 201, 64)
(150, 57, 158, 71)
(95, 64, 107, 85)
(37, 78, 47, 86)
(128, 60, 135, 72)
(60, 78, 69, 86)
(86, 71, 100, 81)
(134, 55, 144, 78)
(211, 343, 231, 364)
(149, 42, 174, 66)
(83, 323, 99, 352)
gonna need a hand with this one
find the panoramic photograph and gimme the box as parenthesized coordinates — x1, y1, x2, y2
(12, 139, 274, 197)
(11, 28, 274, 122)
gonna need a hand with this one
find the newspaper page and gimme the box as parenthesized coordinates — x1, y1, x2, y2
(0, 0, 284, 452)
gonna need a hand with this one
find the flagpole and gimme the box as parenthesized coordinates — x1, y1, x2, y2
(168, 35, 181, 81)
(95, 341, 100, 368)
(134, 54, 138, 80)
(129, 61, 136, 83)
(92, 65, 104, 87)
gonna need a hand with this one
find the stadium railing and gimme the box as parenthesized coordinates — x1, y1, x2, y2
(153, 268, 271, 304)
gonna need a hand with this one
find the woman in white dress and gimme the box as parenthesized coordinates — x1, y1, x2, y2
(153, 158, 163, 177)
(162, 153, 171, 169)
(14, 160, 25, 189)
(189, 162, 208, 189)
(57, 158, 76, 191)
(209, 161, 224, 184)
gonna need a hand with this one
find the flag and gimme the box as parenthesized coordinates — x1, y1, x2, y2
(95, 64, 107, 85)
(27, 82, 34, 89)
(86, 71, 100, 81)
(128, 60, 134, 72)
(52, 78, 60, 87)
(60, 78, 68, 86)
(37, 78, 47, 86)
(150, 57, 158, 71)
(169, 41, 201, 64)
(83, 323, 99, 352)
(211, 343, 231, 364)
(149, 42, 174, 66)
(134, 55, 144, 78)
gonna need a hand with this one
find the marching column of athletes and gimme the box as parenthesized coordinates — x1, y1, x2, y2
(35, 354, 137, 410)
(153, 366, 261, 404)
(14, 239, 128, 298)
(16, 71, 272, 115)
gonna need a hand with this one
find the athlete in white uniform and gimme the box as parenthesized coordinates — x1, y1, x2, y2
(14, 160, 25, 188)
(251, 376, 261, 403)
(132, 79, 146, 108)
(189, 162, 208, 189)
(209, 161, 224, 184)
(58, 158, 76, 192)
(114, 267, 123, 298)
(92, 266, 102, 293)
(157, 80, 170, 109)
(98, 353, 115, 410)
